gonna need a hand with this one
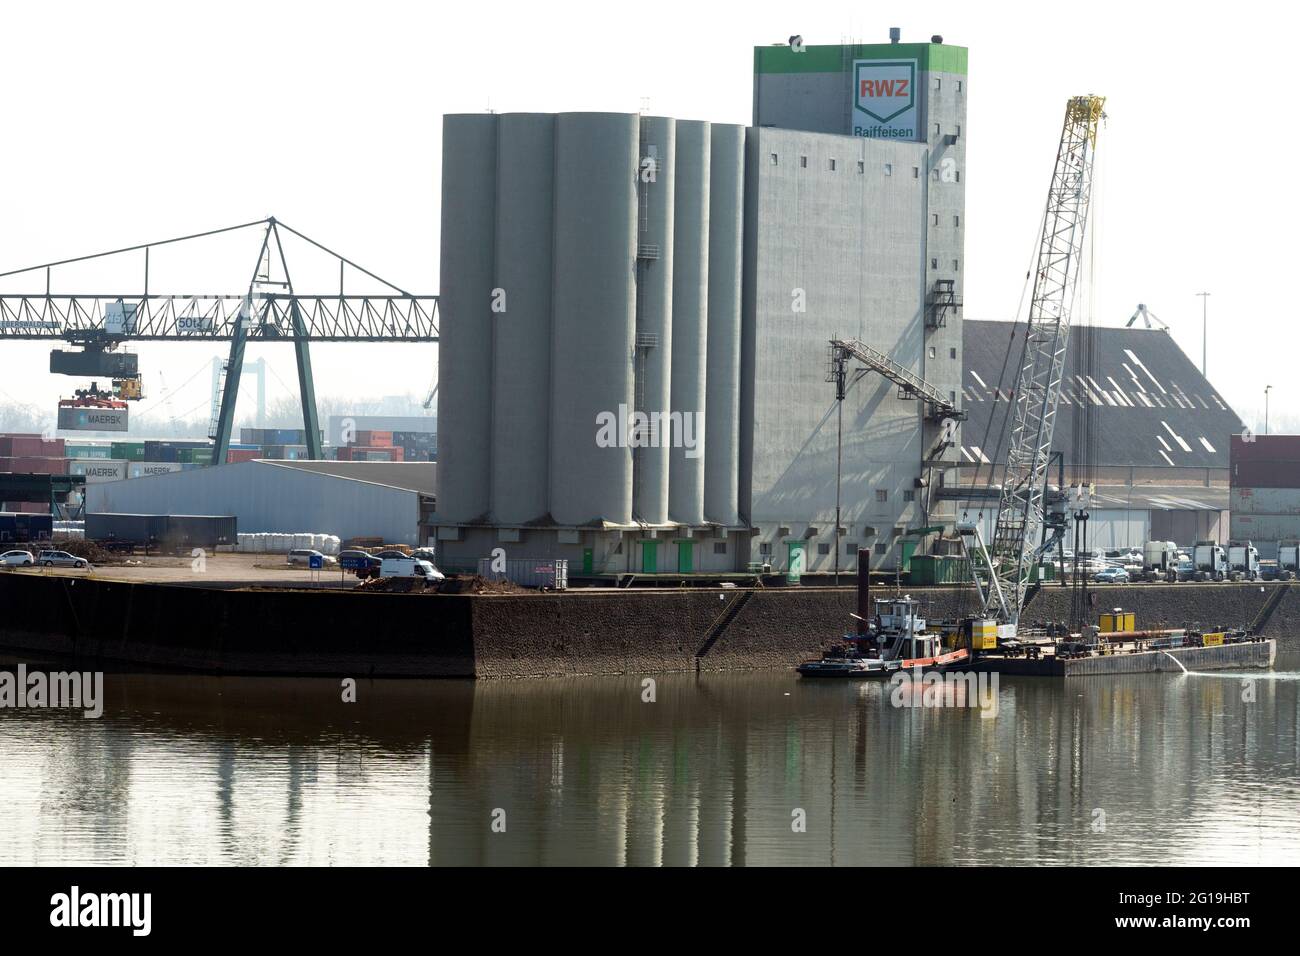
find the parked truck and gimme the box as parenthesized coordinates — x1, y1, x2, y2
(1275, 541, 1300, 581)
(1141, 540, 1182, 582)
(1192, 540, 1228, 582)
(1226, 540, 1260, 582)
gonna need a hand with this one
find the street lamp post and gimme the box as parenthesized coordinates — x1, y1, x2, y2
(1265, 385, 1272, 436)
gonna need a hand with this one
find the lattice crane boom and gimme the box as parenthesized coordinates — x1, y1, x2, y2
(963, 95, 1105, 626)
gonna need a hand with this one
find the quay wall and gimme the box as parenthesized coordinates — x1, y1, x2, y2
(0, 573, 1295, 679)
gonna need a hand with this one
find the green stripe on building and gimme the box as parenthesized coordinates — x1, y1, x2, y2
(754, 43, 967, 76)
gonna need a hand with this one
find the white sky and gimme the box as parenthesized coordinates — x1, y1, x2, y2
(1, 0, 1295, 430)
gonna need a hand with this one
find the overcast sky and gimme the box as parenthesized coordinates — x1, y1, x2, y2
(1, 0, 1294, 430)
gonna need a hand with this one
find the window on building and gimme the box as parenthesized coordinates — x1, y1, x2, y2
(875, 542, 888, 556)
(759, 542, 772, 556)
(953, 259, 960, 271)
(956, 124, 962, 137)
(800, 155, 808, 168)
(934, 123, 941, 136)
(933, 168, 940, 181)
(954, 214, 960, 227)
(857, 160, 865, 173)
(770, 153, 778, 165)
(846, 542, 858, 555)
(950, 347, 957, 359)
(957, 80, 963, 93)
(950, 390, 957, 405)
(955, 171, 961, 182)
(614, 541, 623, 554)
(932, 213, 939, 226)
(928, 346, 936, 359)
(912, 167, 919, 178)
(934, 77, 942, 90)
(903, 489, 916, 502)
(829, 158, 836, 171)
(884, 163, 893, 175)
(713, 542, 727, 555)
(876, 489, 888, 502)
(931, 258, 938, 270)
(817, 543, 830, 555)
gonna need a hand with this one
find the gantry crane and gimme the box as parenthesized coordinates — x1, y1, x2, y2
(0, 218, 438, 464)
(958, 95, 1106, 633)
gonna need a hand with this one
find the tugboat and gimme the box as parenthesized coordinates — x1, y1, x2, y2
(796, 594, 970, 678)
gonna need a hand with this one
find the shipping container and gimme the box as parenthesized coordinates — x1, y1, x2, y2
(86, 513, 236, 550)
(68, 458, 128, 482)
(477, 556, 568, 589)
(0, 434, 42, 457)
(58, 406, 128, 432)
(64, 443, 113, 460)
(226, 449, 259, 464)
(907, 554, 972, 585)
(1231, 459, 1300, 489)
(353, 430, 393, 447)
(3, 436, 65, 457)
(129, 462, 184, 479)
(1230, 434, 1300, 464)
(0, 512, 54, 543)
(1, 456, 69, 475)
(111, 442, 147, 461)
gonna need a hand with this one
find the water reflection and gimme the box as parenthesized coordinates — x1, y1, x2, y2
(1, 661, 1297, 866)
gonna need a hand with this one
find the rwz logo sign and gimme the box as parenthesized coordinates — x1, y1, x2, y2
(852, 59, 918, 140)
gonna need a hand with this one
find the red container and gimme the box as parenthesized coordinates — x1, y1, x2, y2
(226, 449, 259, 464)
(354, 430, 393, 447)
(1232, 459, 1300, 489)
(7, 437, 65, 457)
(8, 456, 68, 475)
(6, 501, 50, 514)
(1231, 434, 1300, 464)
(0, 434, 42, 457)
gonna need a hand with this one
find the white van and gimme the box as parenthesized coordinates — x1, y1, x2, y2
(380, 557, 445, 583)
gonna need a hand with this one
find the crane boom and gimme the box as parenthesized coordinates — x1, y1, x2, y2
(964, 95, 1105, 626)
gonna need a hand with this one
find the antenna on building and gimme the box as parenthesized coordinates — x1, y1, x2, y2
(889, 27, 901, 44)
(1125, 303, 1169, 331)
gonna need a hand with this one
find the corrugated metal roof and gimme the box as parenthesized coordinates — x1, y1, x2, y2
(266, 460, 437, 496)
(961, 321, 1244, 469)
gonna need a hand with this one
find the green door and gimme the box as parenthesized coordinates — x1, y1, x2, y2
(786, 541, 805, 583)
(582, 548, 593, 575)
(677, 540, 693, 573)
(900, 539, 916, 574)
(642, 541, 657, 573)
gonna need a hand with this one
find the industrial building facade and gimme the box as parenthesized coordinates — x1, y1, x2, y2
(435, 39, 968, 574)
(1230, 435, 1300, 560)
(956, 321, 1242, 549)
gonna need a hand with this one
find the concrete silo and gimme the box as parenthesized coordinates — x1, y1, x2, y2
(549, 113, 640, 526)
(436, 114, 497, 523)
(668, 120, 710, 526)
(632, 117, 675, 526)
(704, 123, 745, 527)
(491, 113, 555, 525)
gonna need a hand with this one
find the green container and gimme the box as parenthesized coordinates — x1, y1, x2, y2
(907, 554, 972, 585)
(111, 442, 146, 461)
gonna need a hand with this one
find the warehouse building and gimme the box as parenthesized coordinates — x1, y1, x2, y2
(86, 460, 436, 546)
(1229, 435, 1300, 560)
(953, 321, 1242, 548)
(434, 36, 967, 574)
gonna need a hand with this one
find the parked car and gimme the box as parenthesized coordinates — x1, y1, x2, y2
(1093, 566, 1130, 584)
(339, 550, 382, 578)
(0, 549, 35, 566)
(36, 550, 87, 569)
(287, 549, 337, 567)
(374, 549, 410, 560)
(411, 548, 438, 563)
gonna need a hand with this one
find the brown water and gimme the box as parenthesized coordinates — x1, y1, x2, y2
(2, 662, 1298, 866)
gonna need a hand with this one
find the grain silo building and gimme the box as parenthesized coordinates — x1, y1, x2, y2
(435, 37, 968, 574)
